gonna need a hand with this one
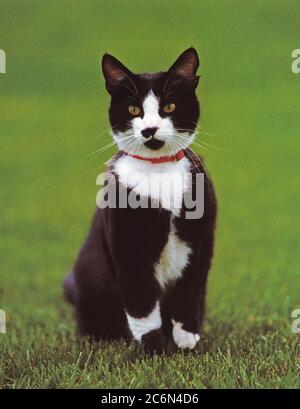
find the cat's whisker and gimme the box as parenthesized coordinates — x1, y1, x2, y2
(84, 132, 134, 160)
(122, 138, 137, 155)
(197, 126, 216, 138)
(171, 140, 184, 157)
(168, 136, 184, 153)
(84, 135, 133, 160)
(188, 146, 210, 179)
(128, 142, 138, 156)
(133, 139, 143, 155)
(175, 129, 197, 134)
(190, 132, 230, 153)
(175, 129, 218, 146)
(85, 134, 134, 160)
(83, 141, 117, 160)
(173, 133, 215, 158)
(189, 142, 215, 159)
(175, 133, 217, 153)
(124, 137, 140, 156)
(159, 128, 217, 149)
(194, 139, 231, 153)
(89, 124, 120, 143)
(166, 139, 178, 156)
(133, 141, 142, 156)
(169, 137, 206, 176)
(190, 144, 214, 160)
(185, 150, 203, 176)
(191, 121, 216, 139)
(169, 135, 210, 177)
(113, 134, 135, 144)
(174, 127, 211, 135)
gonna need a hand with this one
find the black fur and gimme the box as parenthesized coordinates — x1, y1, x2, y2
(102, 48, 200, 137)
(64, 48, 217, 353)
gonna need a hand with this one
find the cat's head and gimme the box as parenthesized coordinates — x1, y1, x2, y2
(102, 48, 200, 158)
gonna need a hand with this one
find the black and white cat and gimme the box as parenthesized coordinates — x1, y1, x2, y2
(64, 48, 217, 353)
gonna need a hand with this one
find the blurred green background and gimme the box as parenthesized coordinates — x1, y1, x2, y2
(0, 0, 299, 388)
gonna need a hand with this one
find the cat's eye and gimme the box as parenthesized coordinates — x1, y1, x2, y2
(163, 103, 176, 113)
(128, 105, 141, 116)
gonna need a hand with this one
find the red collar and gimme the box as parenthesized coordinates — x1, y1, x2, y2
(124, 150, 185, 164)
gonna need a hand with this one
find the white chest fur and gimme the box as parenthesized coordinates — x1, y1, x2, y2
(114, 155, 191, 216)
(114, 155, 192, 288)
(155, 219, 191, 288)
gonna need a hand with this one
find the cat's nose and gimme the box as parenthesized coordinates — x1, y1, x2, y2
(141, 127, 158, 139)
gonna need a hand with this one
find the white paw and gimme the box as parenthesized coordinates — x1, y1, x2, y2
(172, 319, 200, 350)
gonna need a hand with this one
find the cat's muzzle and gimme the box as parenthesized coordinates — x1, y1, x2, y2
(144, 138, 165, 150)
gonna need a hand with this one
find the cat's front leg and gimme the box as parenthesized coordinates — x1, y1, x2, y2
(109, 206, 170, 353)
(126, 300, 165, 353)
(171, 319, 200, 350)
(117, 263, 166, 353)
(170, 247, 212, 350)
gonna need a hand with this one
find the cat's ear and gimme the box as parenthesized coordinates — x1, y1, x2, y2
(166, 48, 200, 89)
(102, 54, 135, 95)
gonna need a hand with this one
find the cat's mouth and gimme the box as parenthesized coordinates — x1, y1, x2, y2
(144, 138, 165, 150)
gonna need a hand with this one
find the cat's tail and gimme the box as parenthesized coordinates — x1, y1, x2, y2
(63, 271, 77, 304)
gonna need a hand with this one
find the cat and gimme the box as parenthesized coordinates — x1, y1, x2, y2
(64, 48, 217, 353)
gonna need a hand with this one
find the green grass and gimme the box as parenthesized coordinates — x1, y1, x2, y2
(0, 0, 300, 388)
